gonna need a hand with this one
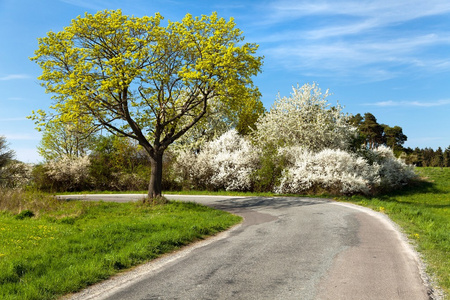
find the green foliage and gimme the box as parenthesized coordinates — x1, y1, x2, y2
(350, 112, 409, 154)
(251, 144, 288, 192)
(88, 135, 151, 191)
(0, 190, 241, 299)
(15, 210, 35, 220)
(37, 120, 96, 161)
(402, 146, 450, 167)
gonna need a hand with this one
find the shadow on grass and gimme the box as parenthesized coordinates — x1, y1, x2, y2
(384, 179, 443, 196)
(356, 178, 450, 209)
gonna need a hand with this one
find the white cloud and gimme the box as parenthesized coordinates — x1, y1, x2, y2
(59, 0, 109, 11)
(265, 0, 450, 27)
(367, 99, 450, 107)
(0, 74, 30, 81)
(251, 0, 450, 82)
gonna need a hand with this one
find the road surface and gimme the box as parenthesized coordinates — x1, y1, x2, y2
(61, 194, 433, 300)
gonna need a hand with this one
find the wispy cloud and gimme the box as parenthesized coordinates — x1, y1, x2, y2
(59, 0, 113, 11)
(252, 1, 450, 82)
(0, 74, 30, 81)
(367, 99, 450, 107)
(264, 0, 450, 28)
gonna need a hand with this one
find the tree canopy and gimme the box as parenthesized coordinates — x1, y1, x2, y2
(31, 10, 263, 198)
(350, 113, 407, 152)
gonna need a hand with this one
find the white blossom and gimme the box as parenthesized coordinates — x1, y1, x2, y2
(175, 129, 258, 191)
(253, 83, 356, 152)
(45, 155, 91, 190)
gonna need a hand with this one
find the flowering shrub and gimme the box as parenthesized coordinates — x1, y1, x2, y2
(369, 145, 416, 188)
(0, 161, 32, 188)
(45, 155, 91, 191)
(175, 130, 258, 191)
(176, 129, 415, 195)
(253, 83, 356, 152)
(275, 147, 380, 195)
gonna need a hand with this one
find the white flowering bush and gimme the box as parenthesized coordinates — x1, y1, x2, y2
(0, 161, 32, 188)
(175, 129, 258, 191)
(275, 147, 380, 195)
(45, 155, 91, 191)
(175, 132, 415, 195)
(274, 145, 415, 195)
(253, 83, 356, 152)
(368, 145, 416, 188)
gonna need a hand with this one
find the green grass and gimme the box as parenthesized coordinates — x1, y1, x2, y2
(339, 167, 450, 298)
(0, 191, 241, 300)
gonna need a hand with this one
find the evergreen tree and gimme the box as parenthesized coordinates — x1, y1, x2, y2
(359, 113, 385, 149)
(444, 146, 450, 167)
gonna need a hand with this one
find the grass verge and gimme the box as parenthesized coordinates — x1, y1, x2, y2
(0, 191, 241, 300)
(338, 167, 450, 298)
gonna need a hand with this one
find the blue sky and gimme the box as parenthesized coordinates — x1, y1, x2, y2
(1, 0, 450, 163)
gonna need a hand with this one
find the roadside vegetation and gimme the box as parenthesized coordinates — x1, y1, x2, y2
(0, 190, 241, 300)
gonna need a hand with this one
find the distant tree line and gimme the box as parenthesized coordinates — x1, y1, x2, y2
(400, 147, 450, 167)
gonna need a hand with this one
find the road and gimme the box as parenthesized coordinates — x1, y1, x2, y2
(62, 194, 432, 300)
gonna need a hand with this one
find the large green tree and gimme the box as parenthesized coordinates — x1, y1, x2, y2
(31, 10, 263, 198)
(382, 124, 407, 153)
(359, 113, 385, 149)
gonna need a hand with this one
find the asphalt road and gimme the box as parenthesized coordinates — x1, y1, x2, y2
(62, 194, 432, 300)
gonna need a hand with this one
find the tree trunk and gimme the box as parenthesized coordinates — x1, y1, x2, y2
(148, 151, 163, 199)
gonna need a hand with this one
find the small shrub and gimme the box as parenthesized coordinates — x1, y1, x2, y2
(251, 143, 288, 192)
(15, 209, 35, 220)
(44, 155, 91, 192)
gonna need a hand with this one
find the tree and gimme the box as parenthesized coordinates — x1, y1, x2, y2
(0, 136, 16, 186)
(359, 113, 385, 149)
(37, 120, 96, 161)
(433, 147, 444, 168)
(382, 125, 407, 153)
(0, 136, 14, 169)
(253, 83, 356, 152)
(172, 95, 263, 153)
(31, 10, 263, 199)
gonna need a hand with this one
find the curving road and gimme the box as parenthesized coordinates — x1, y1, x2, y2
(62, 194, 432, 300)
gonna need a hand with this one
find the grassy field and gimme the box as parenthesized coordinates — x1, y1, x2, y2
(340, 167, 450, 298)
(0, 191, 241, 300)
